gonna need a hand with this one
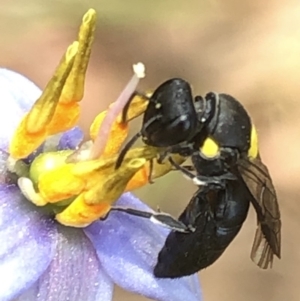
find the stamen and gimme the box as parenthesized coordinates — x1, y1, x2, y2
(9, 42, 79, 159)
(125, 153, 186, 191)
(26, 42, 79, 134)
(84, 157, 147, 205)
(55, 194, 111, 228)
(89, 62, 146, 160)
(18, 177, 47, 206)
(10, 9, 97, 159)
(60, 9, 97, 104)
(46, 9, 97, 136)
(55, 157, 147, 227)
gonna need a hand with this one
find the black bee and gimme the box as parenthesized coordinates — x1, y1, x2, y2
(115, 78, 281, 277)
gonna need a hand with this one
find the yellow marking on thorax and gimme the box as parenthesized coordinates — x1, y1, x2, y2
(248, 124, 259, 159)
(200, 137, 220, 158)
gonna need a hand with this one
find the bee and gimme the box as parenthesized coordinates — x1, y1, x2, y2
(115, 78, 281, 276)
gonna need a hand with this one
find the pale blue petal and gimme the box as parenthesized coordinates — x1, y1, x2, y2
(85, 193, 202, 301)
(0, 69, 41, 152)
(16, 225, 114, 301)
(57, 126, 84, 150)
(0, 184, 57, 301)
(0, 149, 13, 185)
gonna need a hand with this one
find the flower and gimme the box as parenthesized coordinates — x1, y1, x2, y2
(0, 8, 202, 301)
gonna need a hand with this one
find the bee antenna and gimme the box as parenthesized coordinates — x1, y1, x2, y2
(115, 131, 142, 169)
(121, 91, 148, 124)
(121, 93, 135, 124)
(115, 114, 161, 169)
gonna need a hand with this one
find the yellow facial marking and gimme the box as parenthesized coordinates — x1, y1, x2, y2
(200, 137, 220, 158)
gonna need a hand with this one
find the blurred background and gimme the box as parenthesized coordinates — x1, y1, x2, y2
(1, 0, 299, 300)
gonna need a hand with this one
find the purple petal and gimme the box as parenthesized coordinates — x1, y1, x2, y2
(16, 225, 114, 301)
(0, 184, 57, 301)
(85, 193, 202, 301)
(0, 149, 12, 185)
(0, 69, 41, 152)
(57, 126, 84, 151)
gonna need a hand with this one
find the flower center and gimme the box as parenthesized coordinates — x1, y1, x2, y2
(6, 9, 183, 228)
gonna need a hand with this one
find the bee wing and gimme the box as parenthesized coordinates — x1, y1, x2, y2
(238, 156, 281, 269)
(250, 224, 274, 268)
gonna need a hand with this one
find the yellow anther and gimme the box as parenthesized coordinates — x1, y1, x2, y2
(46, 101, 81, 136)
(85, 158, 146, 205)
(125, 162, 150, 191)
(34, 146, 157, 206)
(70, 146, 157, 175)
(88, 91, 150, 160)
(47, 9, 96, 135)
(9, 42, 78, 159)
(126, 153, 186, 191)
(89, 110, 128, 157)
(9, 9, 97, 160)
(54, 151, 186, 227)
(61, 9, 96, 104)
(56, 157, 146, 227)
(38, 165, 86, 203)
(29, 150, 74, 184)
(26, 42, 78, 135)
(56, 194, 112, 227)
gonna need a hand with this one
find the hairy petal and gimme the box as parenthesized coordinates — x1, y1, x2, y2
(16, 225, 114, 301)
(0, 69, 41, 152)
(85, 193, 202, 301)
(0, 184, 57, 301)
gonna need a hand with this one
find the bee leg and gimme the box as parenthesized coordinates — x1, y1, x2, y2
(157, 143, 193, 164)
(105, 206, 192, 233)
(157, 149, 172, 164)
(169, 156, 236, 187)
(171, 164, 194, 171)
(181, 165, 195, 171)
(115, 131, 142, 169)
(147, 159, 155, 184)
(219, 147, 240, 168)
